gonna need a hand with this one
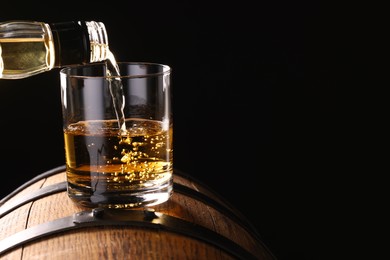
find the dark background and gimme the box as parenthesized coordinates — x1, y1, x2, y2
(1, 2, 313, 259)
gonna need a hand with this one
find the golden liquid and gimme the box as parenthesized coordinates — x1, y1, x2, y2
(64, 118, 173, 207)
(0, 38, 53, 78)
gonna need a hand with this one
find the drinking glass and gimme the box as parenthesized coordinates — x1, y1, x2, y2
(60, 62, 173, 209)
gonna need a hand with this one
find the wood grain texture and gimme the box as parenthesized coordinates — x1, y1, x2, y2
(0, 170, 276, 259)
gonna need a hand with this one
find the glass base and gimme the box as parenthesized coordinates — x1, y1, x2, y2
(67, 179, 173, 209)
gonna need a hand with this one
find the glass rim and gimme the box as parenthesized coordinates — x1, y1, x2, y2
(60, 61, 171, 79)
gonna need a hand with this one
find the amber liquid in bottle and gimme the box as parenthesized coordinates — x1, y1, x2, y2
(0, 37, 54, 78)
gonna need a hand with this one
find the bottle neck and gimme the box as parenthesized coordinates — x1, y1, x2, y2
(85, 21, 109, 63)
(49, 21, 109, 67)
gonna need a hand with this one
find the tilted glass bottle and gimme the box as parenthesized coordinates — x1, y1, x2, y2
(0, 20, 108, 79)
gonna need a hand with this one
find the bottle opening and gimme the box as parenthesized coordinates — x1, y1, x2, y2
(85, 21, 109, 63)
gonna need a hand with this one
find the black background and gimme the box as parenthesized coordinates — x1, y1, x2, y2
(1, 2, 312, 259)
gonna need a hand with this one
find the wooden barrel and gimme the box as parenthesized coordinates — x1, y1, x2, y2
(0, 165, 275, 259)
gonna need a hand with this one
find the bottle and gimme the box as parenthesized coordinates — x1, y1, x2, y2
(0, 20, 108, 79)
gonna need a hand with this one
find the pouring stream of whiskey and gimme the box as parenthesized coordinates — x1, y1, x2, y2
(105, 51, 127, 135)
